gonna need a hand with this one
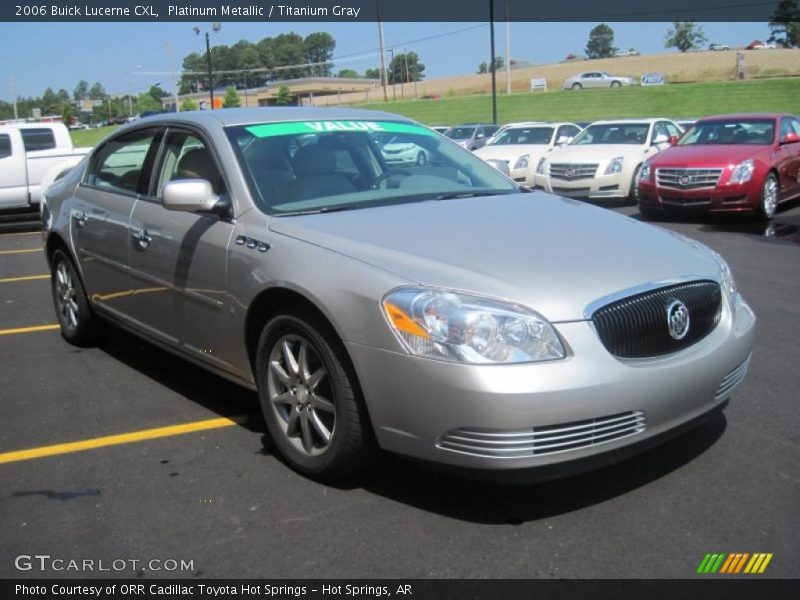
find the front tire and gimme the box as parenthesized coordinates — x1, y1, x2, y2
(572, 83, 582, 90)
(255, 309, 374, 481)
(757, 172, 778, 220)
(416, 151, 427, 166)
(629, 165, 642, 203)
(50, 249, 101, 346)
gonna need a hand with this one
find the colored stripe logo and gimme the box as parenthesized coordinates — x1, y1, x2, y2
(697, 553, 773, 574)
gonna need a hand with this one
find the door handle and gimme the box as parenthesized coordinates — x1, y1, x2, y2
(131, 228, 152, 249)
(71, 210, 88, 227)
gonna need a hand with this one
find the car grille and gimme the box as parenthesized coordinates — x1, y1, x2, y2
(715, 355, 751, 400)
(660, 196, 712, 207)
(591, 281, 722, 358)
(549, 163, 599, 180)
(656, 168, 723, 190)
(438, 411, 646, 458)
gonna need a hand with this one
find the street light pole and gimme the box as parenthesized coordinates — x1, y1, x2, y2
(205, 32, 215, 110)
(388, 49, 396, 101)
(489, 0, 498, 124)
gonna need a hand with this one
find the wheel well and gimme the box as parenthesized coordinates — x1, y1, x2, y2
(244, 287, 339, 374)
(44, 232, 69, 269)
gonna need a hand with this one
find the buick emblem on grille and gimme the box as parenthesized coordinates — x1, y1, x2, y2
(666, 300, 690, 340)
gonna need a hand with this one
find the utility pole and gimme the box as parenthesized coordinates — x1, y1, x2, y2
(10, 77, 18, 119)
(403, 51, 410, 100)
(128, 80, 133, 116)
(166, 41, 179, 112)
(489, 0, 498, 124)
(505, 0, 512, 95)
(388, 49, 396, 101)
(376, 4, 388, 102)
(205, 33, 214, 109)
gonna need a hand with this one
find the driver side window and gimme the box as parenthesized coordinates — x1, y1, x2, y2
(155, 131, 225, 197)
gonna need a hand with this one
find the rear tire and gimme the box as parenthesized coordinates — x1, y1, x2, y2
(50, 249, 102, 346)
(255, 309, 374, 481)
(611, 81, 622, 88)
(756, 172, 778, 220)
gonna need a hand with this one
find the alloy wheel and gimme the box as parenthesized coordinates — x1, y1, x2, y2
(55, 260, 79, 330)
(762, 175, 778, 218)
(266, 334, 335, 456)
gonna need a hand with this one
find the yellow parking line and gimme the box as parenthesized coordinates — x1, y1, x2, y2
(0, 324, 60, 336)
(0, 274, 49, 283)
(0, 248, 42, 255)
(0, 416, 246, 465)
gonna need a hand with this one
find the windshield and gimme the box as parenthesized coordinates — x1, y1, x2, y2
(488, 127, 554, 146)
(446, 127, 476, 140)
(226, 120, 518, 215)
(571, 123, 650, 145)
(677, 119, 775, 146)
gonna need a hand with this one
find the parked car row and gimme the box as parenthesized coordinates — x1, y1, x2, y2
(469, 113, 800, 220)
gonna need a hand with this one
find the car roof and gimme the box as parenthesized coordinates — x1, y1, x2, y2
(587, 118, 667, 125)
(696, 113, 785, 121)
(131, 107, 417, 129)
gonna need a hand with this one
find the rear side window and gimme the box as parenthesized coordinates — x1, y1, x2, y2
(87, 130, 158, 194)
(20, 128, 56, 151)
(0, 134, 11, 159)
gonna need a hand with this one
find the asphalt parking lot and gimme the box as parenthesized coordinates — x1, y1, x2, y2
(1, 203, 798, 580)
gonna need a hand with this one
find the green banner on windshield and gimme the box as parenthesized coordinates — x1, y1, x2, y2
(245, 120, 435, 138)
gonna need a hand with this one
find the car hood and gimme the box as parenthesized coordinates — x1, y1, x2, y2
(546, 144, 647, 163)
(268, 193, 719, 322)
(650, 144, 764, 167)
(474, 145, 550, 163)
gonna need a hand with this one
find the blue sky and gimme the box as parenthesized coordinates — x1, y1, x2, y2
(0, 21, 772, 98)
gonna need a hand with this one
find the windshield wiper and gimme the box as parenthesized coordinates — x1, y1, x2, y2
(432, 190, 513, 201)
(275, 204, 363, 217)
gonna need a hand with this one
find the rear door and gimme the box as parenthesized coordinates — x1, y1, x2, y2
(72, 127, 162, 316)
(0, 129, 29, 209)
(777, 117, 800, 199)
(126, 127, 236, 370)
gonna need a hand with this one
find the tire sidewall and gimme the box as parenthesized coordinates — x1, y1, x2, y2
(255, 312, 358, 477)
(758, 173, 778, 220)
(50, 249, 96, 345)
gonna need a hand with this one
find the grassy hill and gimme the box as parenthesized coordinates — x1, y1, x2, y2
(359, 78, 800, 125)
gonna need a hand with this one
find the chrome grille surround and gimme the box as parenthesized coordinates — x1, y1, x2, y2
(437, 411, 646, 459)
(591, 280, 722, 359)
(715, 354, 752, 400)
(656, 167, 723, 190)
(549, 162, 599, 181)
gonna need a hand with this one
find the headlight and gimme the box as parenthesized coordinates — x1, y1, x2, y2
(729, 159, 754, 184)
(604, 156, 625, 175)
(708, 249, 737, 298)
(382, 287, 565, 364)
(514, 154, 530, 170)
(536, 157, 547, 175)
(639, 161, 652, 182)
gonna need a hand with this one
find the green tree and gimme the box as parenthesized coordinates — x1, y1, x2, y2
(585, 24, 617, 58)
(148, 85, 169, 101)
(304, 32, 336, 76)
(477, 57, 504, 74)
(337, 69, 359, 78)
(88, 82, 105, 101)
(664, 22, 707, 52)
(181, 98, 198, 111)
(769, 0, 800, 47)
(364, 68, 381, 79)
(222, 86, 241, 108)
(73, 80, 89, 102)
(388, 52, 425, 84)
(275, 84, 293, 106)
(135, 92, 162, 113)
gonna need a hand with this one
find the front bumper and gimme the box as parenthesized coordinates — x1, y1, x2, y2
(638, 180, 761, 213)
(535, 171, 630, 199)
(383, 150, 421, 165)
(346, 293, 755, 473)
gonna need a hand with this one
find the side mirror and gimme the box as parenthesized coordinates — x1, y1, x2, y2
(668, 135, 680, 146)
(781, 132, 800, 144)
(163, 179, 220, 213)
(556, 135, 573, 145)
(652, 134, 669, 146)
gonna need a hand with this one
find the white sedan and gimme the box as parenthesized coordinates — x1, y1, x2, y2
(380, 136, 430, 166)
(533, 118, 683, 201)
(473, 122, 583, 185)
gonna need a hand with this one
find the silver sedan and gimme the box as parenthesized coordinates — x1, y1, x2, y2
(42, 108, 755, 482)
(563, 71, 634, 90)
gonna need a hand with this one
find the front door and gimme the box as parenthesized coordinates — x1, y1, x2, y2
(126, 128, 236, 371)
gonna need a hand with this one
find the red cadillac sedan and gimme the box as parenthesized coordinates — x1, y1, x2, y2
(637, 113, 800, 219)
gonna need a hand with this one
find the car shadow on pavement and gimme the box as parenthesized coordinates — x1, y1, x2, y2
(354, 410, 727, 524)
(97, 327, 265, 434)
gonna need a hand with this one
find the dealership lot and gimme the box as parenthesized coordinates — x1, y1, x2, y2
(0, 204, 798, 579)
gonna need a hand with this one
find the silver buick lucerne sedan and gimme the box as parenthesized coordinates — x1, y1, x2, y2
(42, 108, 755, 481)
